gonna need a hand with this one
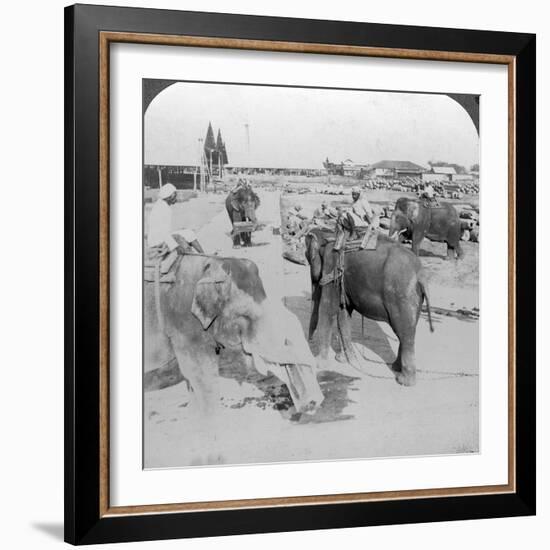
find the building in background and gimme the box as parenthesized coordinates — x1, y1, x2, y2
(367, 160, 425, 179)
(422, 165, 457, 182)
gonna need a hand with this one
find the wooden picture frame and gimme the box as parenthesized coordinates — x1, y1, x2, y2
(65, 4, 536, 545)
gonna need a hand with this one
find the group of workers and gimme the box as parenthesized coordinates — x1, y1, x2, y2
(311, 186, 376, 229)
(284, 186, 377, 241)
(147, 180, 379, 263)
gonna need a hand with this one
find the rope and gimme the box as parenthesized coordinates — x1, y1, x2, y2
(352, 344, 478, 380)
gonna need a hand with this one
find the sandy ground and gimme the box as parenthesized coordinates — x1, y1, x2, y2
(144, 188, 479, 468)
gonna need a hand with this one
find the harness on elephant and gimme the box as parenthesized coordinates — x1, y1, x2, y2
(312, 218, 378, 308)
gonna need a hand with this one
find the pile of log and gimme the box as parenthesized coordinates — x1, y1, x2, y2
(459, 209, 480, 242)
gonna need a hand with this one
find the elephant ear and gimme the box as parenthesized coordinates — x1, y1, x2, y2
(191, 263, 231, 329)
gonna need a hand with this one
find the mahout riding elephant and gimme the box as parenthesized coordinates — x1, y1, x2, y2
(145, 253, 323, 459)
(225, 187, 260, 247)
(305, 228, 433, 386)
(388, 197, 463, 259)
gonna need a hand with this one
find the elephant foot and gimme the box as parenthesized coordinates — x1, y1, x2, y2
(233, 244, 242, 249)
(395, 371, 416, 387)
(316, 352, 335, 371)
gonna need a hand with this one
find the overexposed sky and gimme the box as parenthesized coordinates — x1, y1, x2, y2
(144, 81, 479, 169)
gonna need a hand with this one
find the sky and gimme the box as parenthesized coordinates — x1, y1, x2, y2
(144, 81, 479, 170)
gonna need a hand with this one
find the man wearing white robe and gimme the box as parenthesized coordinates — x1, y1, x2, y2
(147, 183, 204, 256)
(347, 186, 377, 228)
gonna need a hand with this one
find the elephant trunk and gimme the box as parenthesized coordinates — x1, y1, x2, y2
(244, 204, 257, 224)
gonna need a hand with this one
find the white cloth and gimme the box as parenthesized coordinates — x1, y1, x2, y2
(158, 183, 176, 199)
(423, 184, 435, 198)
(349, 195, 374, 227)
(148, 199, 197, 250)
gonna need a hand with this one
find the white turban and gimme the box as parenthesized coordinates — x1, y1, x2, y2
(351, 186, 361, 194)
(158, 183, 177, 199)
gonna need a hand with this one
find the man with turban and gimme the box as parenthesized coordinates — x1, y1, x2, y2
(147, 183, 205, 257)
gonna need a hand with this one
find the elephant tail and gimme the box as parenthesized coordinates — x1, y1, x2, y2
(418, 274, 434, 333)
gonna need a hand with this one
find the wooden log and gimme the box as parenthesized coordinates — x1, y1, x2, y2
(231, 221, 256, 235)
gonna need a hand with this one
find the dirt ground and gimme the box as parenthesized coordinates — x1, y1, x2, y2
(144, 186, 479, 468)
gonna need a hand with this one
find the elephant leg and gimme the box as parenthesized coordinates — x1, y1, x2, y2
(231, 211, 243, 247)
(171, 335, 220, 417)
(390, 341, 415, 386)
(388, 302, 419, 387)
(446, 240, 464, 260)
(171, 335, 225, 465)
(315, 285, 339, 364)
(392, 336, 417, 387)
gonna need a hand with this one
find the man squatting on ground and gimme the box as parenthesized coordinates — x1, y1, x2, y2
(147, 183, 205, 259)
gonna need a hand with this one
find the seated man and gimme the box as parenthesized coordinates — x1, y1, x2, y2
(285, 205, 307, 236)
(346, 186, 377, 230)
(421, 183, 439, 206)
(313, 201, 336, 219)
(147, 183, 204, 260)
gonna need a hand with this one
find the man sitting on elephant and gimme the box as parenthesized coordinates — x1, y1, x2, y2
(420, 183, 439, 207)
(333, 187, 378, 251)
(346, 186, 378, 230)
(148, 183, 205, 260)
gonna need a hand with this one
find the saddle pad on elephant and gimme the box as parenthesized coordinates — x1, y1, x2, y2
(339, 228, 379, 252)
(144, 251, 180, 283)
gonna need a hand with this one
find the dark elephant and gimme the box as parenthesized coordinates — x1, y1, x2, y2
(305, 229, 434, 386)
(388, 197, 463, 259)
(145, 254, 323, 461)
(225, 187, 260, 247)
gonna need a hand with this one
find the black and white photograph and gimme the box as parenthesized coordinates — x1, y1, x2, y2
(143, 80, 480, 469)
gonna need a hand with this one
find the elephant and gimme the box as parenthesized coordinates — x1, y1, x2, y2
(225, 187, 260, 247)
(145, 253, 324, 457)
(305, 228, 434, 386)
(388, 197, 464, 259)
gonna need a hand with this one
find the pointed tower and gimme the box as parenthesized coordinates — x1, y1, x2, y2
(204, 122, 216, 154)
(204, 122, 216, 178)
(221, 140, 228, 165)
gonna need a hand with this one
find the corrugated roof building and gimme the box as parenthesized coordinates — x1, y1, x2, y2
(367, 160, 426, 178)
